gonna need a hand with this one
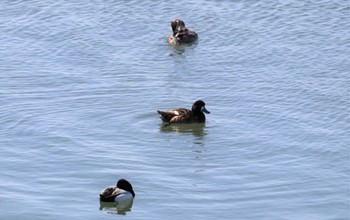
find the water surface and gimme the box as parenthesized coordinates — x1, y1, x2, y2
(0, 0, 349, 219)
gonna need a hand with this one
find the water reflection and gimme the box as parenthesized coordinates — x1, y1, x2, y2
(159, 123, 206, 138)
(168, 42, 198, 56)
(169, 44, 186, 56)
(99, 199, 133, 215)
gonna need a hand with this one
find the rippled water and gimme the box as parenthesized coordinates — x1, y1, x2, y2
(0, 0, 349, 219)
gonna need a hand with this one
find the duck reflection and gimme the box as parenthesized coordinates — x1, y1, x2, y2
(168, 42, 198, 56)
(99, 199, 133, 215)
(159, 123, 206, 138)
(169, 44, 186, 56)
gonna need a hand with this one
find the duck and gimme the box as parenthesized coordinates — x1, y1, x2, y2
(167, 19, 198, 44)
(99, 179, 135, 203)
(157, 100, 210, 125)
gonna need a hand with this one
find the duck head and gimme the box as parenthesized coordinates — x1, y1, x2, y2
(171, 19, 187, 36)
(117, 179, 135, 197)
(192, 100, 210, 114)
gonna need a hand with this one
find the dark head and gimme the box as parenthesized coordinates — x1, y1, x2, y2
(117, 179, 135, 197)
(192, 100, 210, 114)
(171, 19, 187, 35)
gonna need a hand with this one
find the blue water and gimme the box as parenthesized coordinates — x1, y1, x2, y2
(0, 0, 349, 219)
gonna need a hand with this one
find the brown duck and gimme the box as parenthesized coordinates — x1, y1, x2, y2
(167, 19, 198, 44)
(157, 100, 210, 126)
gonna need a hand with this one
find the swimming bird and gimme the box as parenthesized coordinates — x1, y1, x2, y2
(157, 100, 210, 125)
(167, 19, 198, 44)
(100, 179, 135, 203)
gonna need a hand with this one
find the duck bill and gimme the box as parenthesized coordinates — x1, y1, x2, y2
(202, 107, 210, 114)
